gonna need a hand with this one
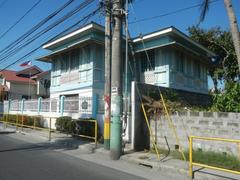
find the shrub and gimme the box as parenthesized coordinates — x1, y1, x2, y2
(55, 116, 75, 134)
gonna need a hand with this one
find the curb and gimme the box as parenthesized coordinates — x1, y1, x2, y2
(120, 154, 239, 180)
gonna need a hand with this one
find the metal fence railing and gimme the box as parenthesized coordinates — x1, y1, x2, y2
(189, 136, 240, 179)
(0, 113, 53, 141)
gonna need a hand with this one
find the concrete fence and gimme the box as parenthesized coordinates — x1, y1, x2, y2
(151, 111, 240, 156)
(3, 95, 101, 119)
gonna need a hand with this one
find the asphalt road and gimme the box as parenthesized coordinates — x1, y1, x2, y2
(0, 134, 146, 180)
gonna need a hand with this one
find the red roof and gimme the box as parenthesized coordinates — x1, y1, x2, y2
(0, 70, 36, 84)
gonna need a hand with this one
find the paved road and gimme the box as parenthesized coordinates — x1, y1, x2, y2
(0, 134, 148, 180)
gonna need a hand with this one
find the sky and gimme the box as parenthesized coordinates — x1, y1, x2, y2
(0, 0, 239, 87)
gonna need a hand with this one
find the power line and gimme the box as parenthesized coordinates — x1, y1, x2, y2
(0, 0, 75, 56)
(0, 0, 95, 64)
(0, 6, 100, 72)
(129, 0, 221, 24)
(129, 1, 187, 161)
(0, 0, 43, 40)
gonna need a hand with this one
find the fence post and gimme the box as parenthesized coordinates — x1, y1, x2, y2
(189, 136, 193, 179)
(21, 98, 25, 114)
(38, 97, 42, 115)
(92, 94, 98, 119)
(7, 99, 11, 113)
(60, 96, 65, 116)
(16, 114, 19, 130)
(5, 99, 11, 128)
(49, 118, 52, 141)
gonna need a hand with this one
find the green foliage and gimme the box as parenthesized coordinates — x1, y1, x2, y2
(55, 116, 75, 134)
(152, 148, 240, 171)
(185, 150, 240, 172)
(188, 26, 239, 88)
(211, 82, 240, 112)
(75, 118, 97, 137)
(188, 26, 240, 112)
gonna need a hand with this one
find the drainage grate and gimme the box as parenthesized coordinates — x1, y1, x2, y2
(139, 163, 153, 169)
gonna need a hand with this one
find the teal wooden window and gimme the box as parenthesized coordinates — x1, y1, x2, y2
(141, 49, 155, 72)
(70, 49, 79, 70)
(194, 61, 201, 78)
(61, 53, 69, 73)
(176, 52, 184, 73)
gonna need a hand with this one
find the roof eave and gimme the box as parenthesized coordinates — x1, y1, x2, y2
(42, 23, 104, 49)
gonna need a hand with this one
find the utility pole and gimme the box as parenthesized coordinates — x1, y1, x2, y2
(104, 0, 111, 150)
(110, 0, 123, 160)
(123, 0, 128, 140)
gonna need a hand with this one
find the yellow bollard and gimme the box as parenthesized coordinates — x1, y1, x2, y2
(189, 136, 193, 179)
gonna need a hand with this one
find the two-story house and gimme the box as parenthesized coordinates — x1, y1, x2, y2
(38, 22, 215, 128)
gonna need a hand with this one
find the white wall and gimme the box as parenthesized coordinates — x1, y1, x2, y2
(8, 82, 37, 99)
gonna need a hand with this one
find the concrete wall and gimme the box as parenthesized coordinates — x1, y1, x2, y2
(151, 111, 240, 156)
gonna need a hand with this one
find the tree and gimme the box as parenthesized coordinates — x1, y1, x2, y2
(188, 26, 239, 91)
(199, 0, 240, 72)
(188, 26, 240, 112)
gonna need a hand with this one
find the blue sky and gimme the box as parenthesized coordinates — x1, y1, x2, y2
(0, 0, 239, 88)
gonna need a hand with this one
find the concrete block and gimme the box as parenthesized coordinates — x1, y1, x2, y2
(190, 111, 199, 117)
(212, 121, 223, 126)
(199, 120, 209, 125)
(203, 112, 213, 117)
(227, 122, 238, 127)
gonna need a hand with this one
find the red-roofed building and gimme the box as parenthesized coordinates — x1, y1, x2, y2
(0, 66, 50, 101)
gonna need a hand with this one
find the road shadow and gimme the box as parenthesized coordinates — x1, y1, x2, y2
(0, 131, 16, 134)
(0, 136, 92, 153)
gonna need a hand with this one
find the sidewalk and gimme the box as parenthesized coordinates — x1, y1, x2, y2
(0, 123, 239, 180)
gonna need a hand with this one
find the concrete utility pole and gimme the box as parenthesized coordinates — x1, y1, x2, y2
(110, 0, 123, 160)
(123, 0, 128, 140)
(104, 0, 111, 150)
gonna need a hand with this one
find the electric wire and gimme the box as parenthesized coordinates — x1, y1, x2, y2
(129, 1, 187, 161)
(129, 0, 220, 24)
(0, 0, 75, 55)
(0, 0, 43, 40)
(0, 0, 95, 64)
(0, 6, 101, 72)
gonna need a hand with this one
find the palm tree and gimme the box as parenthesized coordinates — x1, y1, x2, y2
(200, 0, 240, 72)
